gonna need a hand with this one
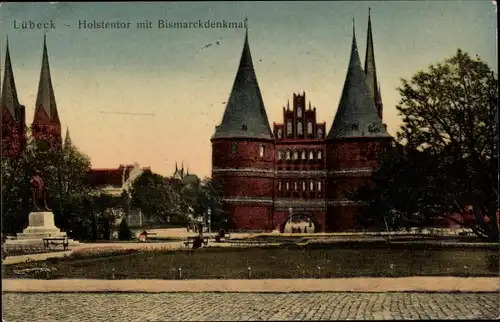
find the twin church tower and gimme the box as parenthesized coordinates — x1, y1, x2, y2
(211, 11, 392, 232)
(1, 34, 67, 159)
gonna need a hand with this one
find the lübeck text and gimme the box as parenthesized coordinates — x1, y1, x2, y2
(14, 20, 56, 30)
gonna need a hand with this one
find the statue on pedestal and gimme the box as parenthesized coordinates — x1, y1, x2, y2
(30, 170, 50, 211)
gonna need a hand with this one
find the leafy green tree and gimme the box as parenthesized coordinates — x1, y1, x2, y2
(130, 170, 181, 225)
(118, 218, 132, 240)
(353, 49, 498, 241)
(168, 175, 197, 225)
(1, 128, 118, 240)
(354, 145, 453, 230)
(1, 152, 31, 234)
(196, 178, 226, 230)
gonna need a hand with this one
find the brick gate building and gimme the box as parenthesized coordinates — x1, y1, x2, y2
(211, 12, 393, 232)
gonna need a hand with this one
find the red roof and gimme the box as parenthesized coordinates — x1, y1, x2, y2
(87, 164, 150, 187)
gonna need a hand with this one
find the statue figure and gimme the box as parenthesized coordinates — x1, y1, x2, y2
(30, 170, 50, 211)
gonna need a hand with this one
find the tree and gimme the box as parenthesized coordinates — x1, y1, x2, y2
(169, 175, 198, 225)
(353, 49, 498, 241)
(1, 128, 118, 240)
(353, 145, 455, 230)
(1, 153, 31, 234)
(1, 129, 58, 234)
(118, 219, 132, 240)
(129, 170, 181, 225)
(196, 178, 226, 230)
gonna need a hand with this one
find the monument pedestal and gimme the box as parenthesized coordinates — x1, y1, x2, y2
(14, 211, 79, 245)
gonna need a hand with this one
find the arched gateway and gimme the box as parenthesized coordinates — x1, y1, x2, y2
(280, 213, 319, 233)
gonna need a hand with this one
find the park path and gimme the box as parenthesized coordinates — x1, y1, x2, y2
(3, 277, 499, 293)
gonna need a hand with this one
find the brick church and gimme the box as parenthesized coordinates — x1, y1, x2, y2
(1, 35, 150, 214)
(1, 35, 62, 158)
(212, 12, 393, 232)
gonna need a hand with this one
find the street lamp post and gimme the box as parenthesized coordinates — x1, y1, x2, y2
(207, 207, 212, 234)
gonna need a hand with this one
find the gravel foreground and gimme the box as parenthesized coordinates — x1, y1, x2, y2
(3, 292, 499, 321)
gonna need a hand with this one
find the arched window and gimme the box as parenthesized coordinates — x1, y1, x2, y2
(294, 182, 298, 191)
(307, 121, 313, 135)
(310, 181, 314, 191)
(317, 150, 322, 159)
(301, 150, 306, 160)
(286, 150, 291, 160)
(277, 128, 283, 139)
(309, 151, 314, 160)
(302, 181, 306, 191)
(297, 122, 303, 135)
(317, 181, 322, 191)
(317, 128, 323, 139)
(277, 150, 282, 160)
(259, 145, 265, 157)
(286, 182, 290, 190)
(293, 150, 299, 160)
(297, 107, 302, 118)
(287, 121, 293, 136)
(278, 181, 282, 191)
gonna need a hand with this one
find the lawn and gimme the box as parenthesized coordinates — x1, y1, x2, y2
(3, 242, 498, 279)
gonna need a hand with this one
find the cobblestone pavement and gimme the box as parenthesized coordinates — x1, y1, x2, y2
(3, 292, 498, 321)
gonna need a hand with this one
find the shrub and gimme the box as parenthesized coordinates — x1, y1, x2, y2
(118, 219, 132, 241)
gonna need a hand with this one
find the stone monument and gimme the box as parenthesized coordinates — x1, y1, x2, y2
(15, 170, 71, 243)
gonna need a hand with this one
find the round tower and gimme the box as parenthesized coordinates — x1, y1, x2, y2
(325, 18, 392, 231)
(211, 29, 275, 231)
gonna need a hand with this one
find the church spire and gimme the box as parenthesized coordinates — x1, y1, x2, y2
(212, 26, 273, 140)
(1, 36, 24, 122)
(33, 33, 60, 124)
(326, 19, 389, 140)
(364, 8, 383, 119)
(64, 126, 72, 149)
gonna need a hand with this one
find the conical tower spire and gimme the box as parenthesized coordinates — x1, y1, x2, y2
(34, 33, 60, 124)
(326, 20, 389, 139)
(212, 27, 273, 139)
(64, 126, 72, 149)
(1, 36, 23, 121)
(364, 8, 383, 119)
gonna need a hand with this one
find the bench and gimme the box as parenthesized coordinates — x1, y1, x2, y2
(42, 237, 69, 250)
(214, 232, 232, 242)
(184, 236, 209, 247)
(138, 232, 158, 242)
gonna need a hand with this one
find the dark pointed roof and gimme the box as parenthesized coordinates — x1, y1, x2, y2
(64, 126, 72, 148)
(1, 37, 23, 121)
(364, 8, 379, 102)
(326, 21, 390, 139)
(34, 34, 60, 124)
(212, 29, 273, 140)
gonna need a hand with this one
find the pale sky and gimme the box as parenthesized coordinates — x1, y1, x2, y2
(0, 1, 497, 178)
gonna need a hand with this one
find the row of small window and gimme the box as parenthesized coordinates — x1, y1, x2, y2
(277, 149, 323, 160)
(276, 121, 324, 139)
(232, 144, 267, 158)
(233, 145, 321, 160)
(278, 181, 323, 192)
